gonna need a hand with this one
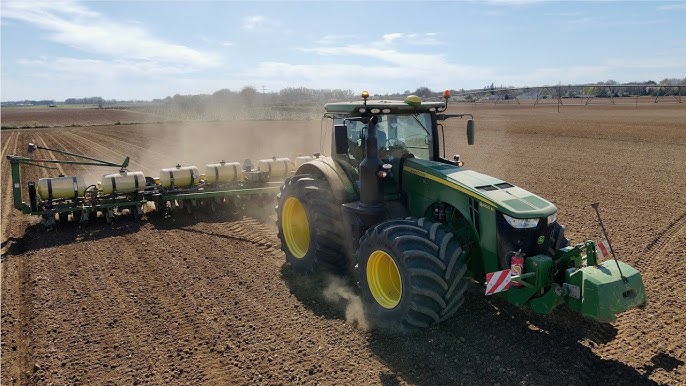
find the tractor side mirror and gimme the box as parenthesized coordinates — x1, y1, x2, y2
(334, 124, 349, 154)
(467, 119, 475, 145)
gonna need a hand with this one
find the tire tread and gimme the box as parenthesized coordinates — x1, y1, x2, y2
(356, 217, 468, 332)
(276, 175, 347, 272)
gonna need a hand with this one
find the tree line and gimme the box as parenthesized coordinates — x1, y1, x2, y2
(2, 78, 684, 107)
(473, 78, 686, 100)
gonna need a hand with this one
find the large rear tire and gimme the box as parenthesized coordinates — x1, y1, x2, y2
(356, 218, 468, 333)
(276, 175, 347, 273)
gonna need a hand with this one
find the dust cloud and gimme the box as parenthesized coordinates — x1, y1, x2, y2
(131, 119, 330, 179)
(443, 104, 510, 179)
(322, 276, 369, 331)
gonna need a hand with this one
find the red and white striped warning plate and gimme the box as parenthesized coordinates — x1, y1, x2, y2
(485, 269, 511, 295)
(596, 239, 611, 258)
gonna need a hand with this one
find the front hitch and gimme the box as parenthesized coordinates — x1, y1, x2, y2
(502, 242, 646, 323)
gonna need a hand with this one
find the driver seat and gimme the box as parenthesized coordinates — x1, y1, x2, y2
(376, 128, 387, 149)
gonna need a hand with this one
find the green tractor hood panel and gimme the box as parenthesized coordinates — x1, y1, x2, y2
(404, 159, 557, 217)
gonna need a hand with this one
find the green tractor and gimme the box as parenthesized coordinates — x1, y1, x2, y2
(276, 91, 646, 332)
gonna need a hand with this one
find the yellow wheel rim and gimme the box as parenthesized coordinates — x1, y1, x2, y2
(367, 250, 402, 309)
(282, 196, 309, 259)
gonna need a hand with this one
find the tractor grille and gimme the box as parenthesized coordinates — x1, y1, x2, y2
(496, 212, 554, 269)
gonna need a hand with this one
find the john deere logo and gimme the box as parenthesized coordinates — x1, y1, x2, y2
(537, 236, 545, 244)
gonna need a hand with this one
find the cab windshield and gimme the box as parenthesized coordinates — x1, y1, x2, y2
(335, 113, 433, 164)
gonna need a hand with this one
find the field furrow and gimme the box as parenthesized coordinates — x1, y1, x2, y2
(1, 131, 19, 248)
(59, 131, 149, 173)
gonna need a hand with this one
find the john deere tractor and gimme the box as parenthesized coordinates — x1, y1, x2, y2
(276, 91, 645, 332)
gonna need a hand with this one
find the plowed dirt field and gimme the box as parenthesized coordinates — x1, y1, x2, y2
(2, 102, 685, 385)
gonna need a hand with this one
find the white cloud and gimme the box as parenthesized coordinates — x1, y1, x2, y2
(378, 32, 442, 46)
(477, 0, 545, 5)
(242, 15, 265, 30)
(8, 56, 232, 100)
(565, 15, 667, 28)
(499, 65, 611, 87)
(19, 56, 202, 79)
(314, 33, 442, 50)
(382, 33, 404, 44)
(1, 1, 221, 68)
(306, 45, 425, 64)
(242, 15, 281, 31)
(495, 57, 686, 88)
(657, 4, 686, 11)
(280, 29, 686, 93)
(245, 57, 495, 94)
(285, 32, 496, 92)
(304, 32, 447, 70)
(303, 45, 455, 71)
(199, 34, 235, 47)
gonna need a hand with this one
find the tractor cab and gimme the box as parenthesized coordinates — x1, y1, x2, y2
(330, 111, 434, 195)
(325, 91, 473, 198)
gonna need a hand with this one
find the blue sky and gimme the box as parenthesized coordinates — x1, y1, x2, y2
(1, 0, 685, 101)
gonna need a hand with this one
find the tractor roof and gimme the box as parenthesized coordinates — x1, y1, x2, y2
(324, 99, 446, 115)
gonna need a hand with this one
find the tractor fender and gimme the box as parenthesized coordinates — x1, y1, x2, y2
(295, 157, 356, 203)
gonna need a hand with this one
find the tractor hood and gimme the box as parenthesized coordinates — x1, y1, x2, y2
(403, 159, 557, 218)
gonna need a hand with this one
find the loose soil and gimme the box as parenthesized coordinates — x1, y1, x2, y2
(2, 103, 685, 385)
(1, 107, 169, 127)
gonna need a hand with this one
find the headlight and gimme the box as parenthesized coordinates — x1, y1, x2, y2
(503, 214, 539, 229)
(547, 212, 557, 225)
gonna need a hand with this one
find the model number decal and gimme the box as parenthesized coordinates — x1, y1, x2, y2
(480, 203, 495, 212)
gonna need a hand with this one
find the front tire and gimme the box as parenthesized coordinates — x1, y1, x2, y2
(356, 218, 468, 333)
(276, 175, 347, 273)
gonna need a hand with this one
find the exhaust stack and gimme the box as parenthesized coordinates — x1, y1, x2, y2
(359, 115, 383, 206)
